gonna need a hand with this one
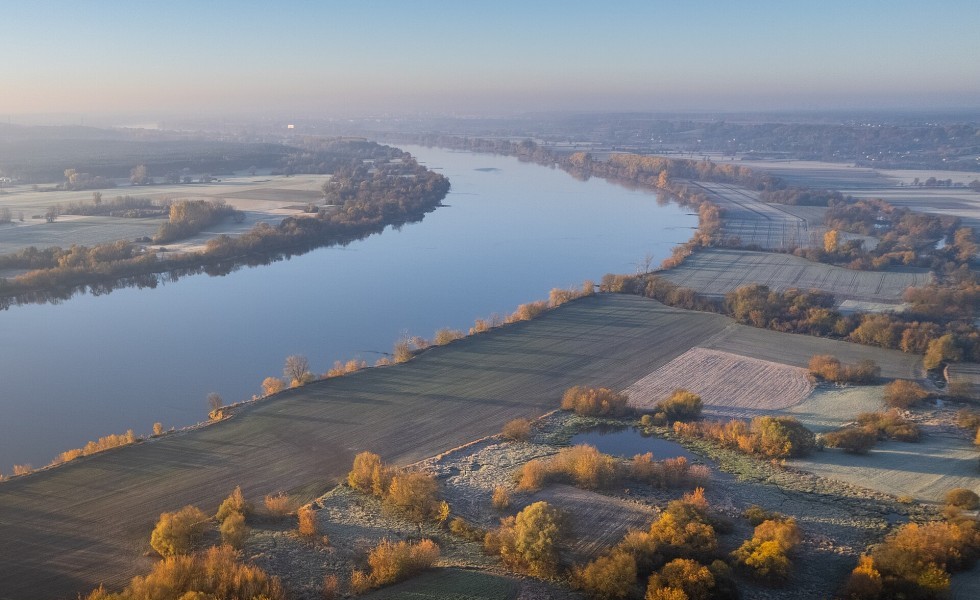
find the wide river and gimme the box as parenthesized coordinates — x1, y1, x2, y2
(0, 146, 694, 471)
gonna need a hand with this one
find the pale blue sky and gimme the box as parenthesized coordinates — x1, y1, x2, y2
(1, 0, 977, 118)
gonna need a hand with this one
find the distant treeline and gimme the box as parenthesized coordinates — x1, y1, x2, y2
(0, 143, 449, 306)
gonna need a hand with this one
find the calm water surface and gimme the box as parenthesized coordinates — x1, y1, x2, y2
(0, 146, 695, 471)
(569, 427, 695, 460)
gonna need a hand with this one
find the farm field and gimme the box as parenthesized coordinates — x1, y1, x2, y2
(782, 385, 886, 433)
(686, 181, 812, 249)
(626, 348, 813, 420)
(948, 362, 980, 398)
(844, 186, 980, 229)
(659, 247, 931, 305)
(362, 569, 524, 600)
(0, 294, 936, 598)
(791, 430, 980, 503)
(0, 173, 331, 254)
(0, 294, 733, 598)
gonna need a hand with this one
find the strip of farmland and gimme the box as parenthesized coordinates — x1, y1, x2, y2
(0, 294, 924, 599)
(660, 247, 931, 305)
(687, 181, 813, 249)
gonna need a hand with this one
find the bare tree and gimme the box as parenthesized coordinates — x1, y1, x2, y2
(208, 392, 223, 413)
(284, 355, 312, 386)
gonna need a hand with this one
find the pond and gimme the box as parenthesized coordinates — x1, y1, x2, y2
(569, 426, 695, 460)
(0, 145, 696, 471)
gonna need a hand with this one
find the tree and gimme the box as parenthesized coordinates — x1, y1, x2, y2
(824, 229, 840, 253)
(884, 380, 929, 408)
(284, 354, 313, 387)
(149, 505, 209, 556)
(130, 164, 149, 185)
(92, 191, 102, 206)
(495, 501, 563, 576)
(924, 334, 961, 370)
(207, 392, 223, 413)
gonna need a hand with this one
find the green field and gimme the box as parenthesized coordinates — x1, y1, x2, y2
(0, 294, 925, 598)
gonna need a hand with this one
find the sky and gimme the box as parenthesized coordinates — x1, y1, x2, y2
(1, 0, 978, 121)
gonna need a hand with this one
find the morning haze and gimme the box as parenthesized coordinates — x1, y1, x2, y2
(1, 1, 980, 599)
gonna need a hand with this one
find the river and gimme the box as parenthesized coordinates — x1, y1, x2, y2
(0, 145, 695, 471)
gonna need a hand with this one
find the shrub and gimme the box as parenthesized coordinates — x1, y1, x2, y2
(561, 386, 630, 417)
(945, 488, 980, 510)
(821, 427, 878, 454)
(502, 418, 532, 442)
(506, 300, 549, 323)
(743, 505, 781, 527)
(12, 464, 31, 476)
(433, 328, 465, 345)
(348, 451, 392, 496)
(955, 408, 980, 431)
(751, 416, 816, 458)
(385, 472, 440, 523)
(550, 444, 619, 489)
(297, 505, 319, 538)
(216, 486, 252, 522)
(325, 359, 367, 377)
(84, 545, 283, 600)
(808, 355, 880, 384)
(572, 550, 637, 599)
(264, 492, 292, 517)
(152, 422, 164, 436)
(261, 376, 285, 396)
(731, 518, 801, 582)
(362, 538, 440, 589)
(487, 501, 563, 577)
(517, 459, 548, 491)
(654, 389, 703, 423)
(845, 519, 980, 598)
(647, 558, 716, 600)
(220, 511, 248, 549)
(149, 505, 209, 557)
(884, 380, 930, 409)
(492, 486, 511, 511)
(857, 410, 921, 442)
(449, 517, 486, 542)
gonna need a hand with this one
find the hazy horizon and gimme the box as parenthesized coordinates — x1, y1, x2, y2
(2, 1, 978, 125)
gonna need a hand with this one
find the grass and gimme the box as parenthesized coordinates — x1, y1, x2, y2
(660, 247, 931, 305)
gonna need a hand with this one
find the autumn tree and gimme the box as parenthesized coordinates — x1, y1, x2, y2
(824, 229, 840, 253)
(261, 376, 285, 396)
(487, 501, 563, 577)
(130, 164, 149, 186)
(149, 505, 209, 557)
(884, 379, 929, 409)
(924, 334, 961, 370)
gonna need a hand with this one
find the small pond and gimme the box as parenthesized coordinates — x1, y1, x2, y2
(569, 426, 695, 460)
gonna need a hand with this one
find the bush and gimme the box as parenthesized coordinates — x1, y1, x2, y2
(646, 558, 716, 600)
(385, 472, 440, 523)
(654, 389, 703, 423)
(561, 386, 630, 417)
(956, 408, 980, 431)
(572, 550, 637, 599)
(492, 486, 511, 511)
(743, 505, 781, 527)
(845, 519, 980, 598)
(322, 574, 339, 600)
(149, 505, 209, 557)
(502, 418, 532, 442)
(348, 451, 392, 496)
(884, 379, 930, 409)
(821, 427, 878, 454)
(945, 488, 980, 510)
(731, 518, 801, 582)
(550, 444, 619, 489)
(298, 505, 319, 538)
(433, 328, 464, 345)
(506, 300, 549, 323)
(517, 459, 548, 491)
(486, 501, 563, 577)
(751, 416, 817, 458)
(808, 355, 880, 384)
(449, 517, 486, 542)
(84, 545, 283, 600)
(220, 511, 248, 549)
(857, 410, 921, 442)
(261, 376, 285, 396)
(215, 486, 251, 522)
(362, 538, 440, 589)
(264, 492, 292, 517)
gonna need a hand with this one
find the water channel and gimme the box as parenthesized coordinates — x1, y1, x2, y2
(0, 145, 695, 471)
